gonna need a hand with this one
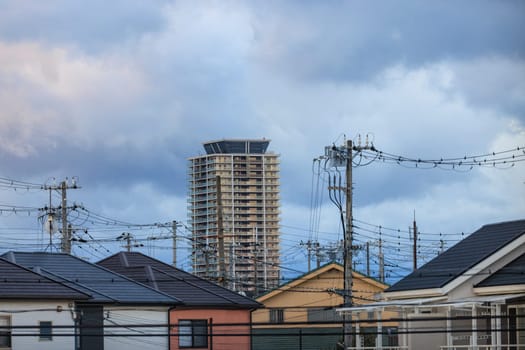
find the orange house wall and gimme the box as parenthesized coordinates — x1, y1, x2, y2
(169, 308, 252, 350)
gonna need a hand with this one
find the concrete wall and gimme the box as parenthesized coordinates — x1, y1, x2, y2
(407, 314, 447, 350)
(103, 306, 169, 350)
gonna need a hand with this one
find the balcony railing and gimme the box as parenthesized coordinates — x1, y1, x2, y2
(346, 347, 408, 350)
(439, 346, 522, 350)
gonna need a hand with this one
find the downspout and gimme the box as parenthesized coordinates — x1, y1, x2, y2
(168, 306, 174, 350)
(209, 318, 213, 350)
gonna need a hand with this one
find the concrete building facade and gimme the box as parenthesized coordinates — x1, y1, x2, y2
(188, 139, 280, 294)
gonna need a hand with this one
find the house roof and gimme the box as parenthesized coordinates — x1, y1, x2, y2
(256, 262, 388, 302)
(2, 251, 180, 305)
(0, 257, 90, 300)
(97, 252, 261, 309)
(476, 252, 525, 287)
(386, 219, 525, 293)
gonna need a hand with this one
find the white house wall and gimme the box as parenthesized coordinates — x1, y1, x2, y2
(103, 306, 169, 350)
(447, 240, 525, 300)
(0, 300, 75, 350)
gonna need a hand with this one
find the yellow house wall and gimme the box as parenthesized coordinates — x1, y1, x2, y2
(253, 267, 396, 328)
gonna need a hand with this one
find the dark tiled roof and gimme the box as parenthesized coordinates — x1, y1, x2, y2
(476, 253, 525, 287)
(98, 252, 261, 308)
(386, 219, 525, 293)
(0, 257, 90, 300)
(2, 252, 180, 305)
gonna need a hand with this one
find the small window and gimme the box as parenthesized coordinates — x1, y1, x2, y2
(39, 321, 52, 340)
(269, 309, 284, 324)
(307, 308, 342, 322)
(178, 320, 207, 348)
(0, 316, 11, 348)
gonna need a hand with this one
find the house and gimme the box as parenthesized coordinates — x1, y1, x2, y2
(2, 251, 180, 350)
(337, 219, 525, 350)
(0, 257, 90, 350)
(97, 251, 261, 350)
(252, 262, 394, 350)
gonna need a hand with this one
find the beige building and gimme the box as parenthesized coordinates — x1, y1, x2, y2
(188, 139, 280, 293)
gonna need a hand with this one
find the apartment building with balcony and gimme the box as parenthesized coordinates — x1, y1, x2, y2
(188, 139, 281, 294)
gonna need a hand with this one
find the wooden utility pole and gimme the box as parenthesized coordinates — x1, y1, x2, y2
(344, 139, 353, 348)
(216, 176, 226, 287)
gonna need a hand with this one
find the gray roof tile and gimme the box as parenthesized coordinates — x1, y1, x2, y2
(0, 257, 90, 300)
(386, 219, 525, 292)
(476, 252, 525, 287)
(98, 252, 261, 308)
(2, 252, 181, 305)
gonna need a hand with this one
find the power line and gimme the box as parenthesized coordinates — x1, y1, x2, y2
(358, 145, 525, 170)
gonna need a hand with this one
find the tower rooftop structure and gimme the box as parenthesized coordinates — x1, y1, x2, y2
(203, 139, 270, 155)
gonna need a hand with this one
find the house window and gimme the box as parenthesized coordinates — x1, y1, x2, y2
(0, 316, 11, 348)
(178, 320, 207, 348)
(39, 321, 52, 340)
(307, 308, 342, 322)
(269, 309, 284, 323)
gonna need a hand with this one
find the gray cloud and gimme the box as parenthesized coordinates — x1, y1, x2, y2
(249, 1, 525, 82)
(0, 0, 523, 278)
(0, 0, 170, 52)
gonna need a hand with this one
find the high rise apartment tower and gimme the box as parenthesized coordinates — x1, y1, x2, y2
(188, 139, 280, 294)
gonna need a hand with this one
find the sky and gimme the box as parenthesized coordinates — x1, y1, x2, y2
(0, 0, 524, 284)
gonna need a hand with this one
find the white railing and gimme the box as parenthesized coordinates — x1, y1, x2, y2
(440, 345, 523, 350)
(347, 347, 408, 350)
(345, 346, 522, 350)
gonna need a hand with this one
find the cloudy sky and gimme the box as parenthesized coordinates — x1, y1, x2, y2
(0, 0, 524, 283)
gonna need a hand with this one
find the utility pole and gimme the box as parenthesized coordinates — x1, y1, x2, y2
(413, 211, 418, 271)
(229, 243, 235, 290)
(321, 135, 375, 350)
(344, 139, 353, 348)
(302, 240, 313, 272)
(366, 241, 370, 276)
(61, 181, 69, 253)
(118, 232, 133, 252)
(41, 178, 79, 254)
(216, 176, 226, 287)
(172, 220, 177, 268)
(253, 226, 259, 296)
(315, 242, 321, 269)
(263, 229, 268, 290)
(379, 237, 384, 283)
